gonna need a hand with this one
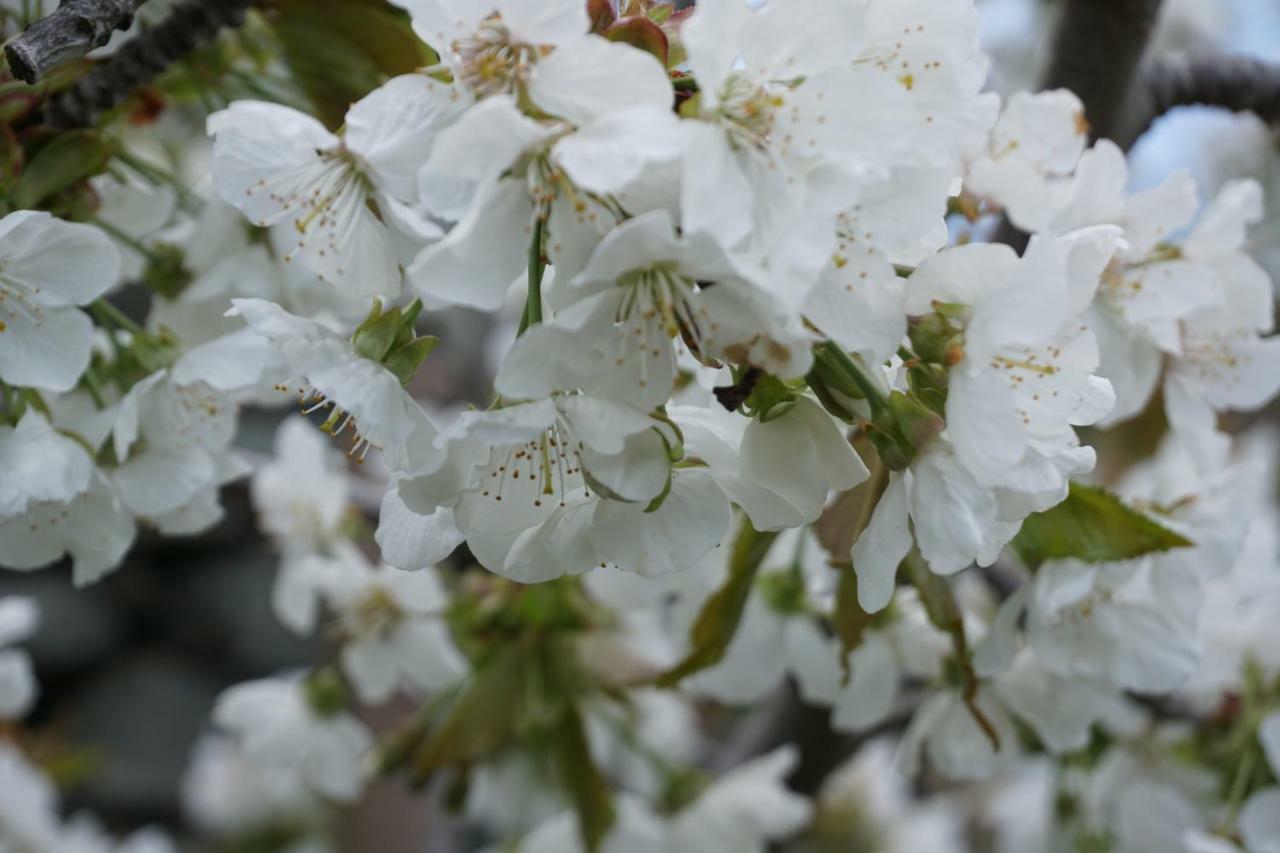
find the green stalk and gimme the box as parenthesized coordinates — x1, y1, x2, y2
(812, 341, 890, 413)
(523, 215, 546, 332)
(90, 216, 164, 265)
(89, 298, 145, 337)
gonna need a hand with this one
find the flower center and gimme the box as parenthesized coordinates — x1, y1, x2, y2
(478, 419, 587, 508)
(282, 382, 374, 462)
(247, 153, 368, 284)
(0, 277, 43, 331)
(454, 19, 537, 100)
(615, 266, 718, 368)
(346, 586, 404, 640)
(716, 73, 784, 151)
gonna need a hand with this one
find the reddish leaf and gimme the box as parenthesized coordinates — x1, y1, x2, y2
(587, 0, 617, 33)
(604, 16, 668, 66)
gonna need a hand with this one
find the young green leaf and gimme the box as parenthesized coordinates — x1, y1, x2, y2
(657, 521, 779, 686)
(552, 704, 617, 853)
(11, 129, 110, 210)
(1012, 481, 1194, 570)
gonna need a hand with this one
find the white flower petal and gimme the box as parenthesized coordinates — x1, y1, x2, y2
(528, 36, 672, 127)
(850, 472, 912, 613)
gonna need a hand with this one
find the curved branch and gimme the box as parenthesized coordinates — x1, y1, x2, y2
(3, 0, 145, 84)
(1122, 53, 1280, 147)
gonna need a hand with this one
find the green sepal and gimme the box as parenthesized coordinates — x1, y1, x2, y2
(385, 335, 440, 385)
(132, 328, 181, 374)
(907, 310, 964, 365)
(352, 301, 402, 361)
(905, 359, 949, 417)
(142, 244, 193, 299)
(805, 370, 859, 422)
(865, 391, 944, 471)
(744, 373, 798, 422)
(395, 298, 425, 348)
(642, 467, 673, 513)
(303, 667, 349, 719)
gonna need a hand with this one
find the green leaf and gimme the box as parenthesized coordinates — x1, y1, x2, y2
(1012, 481, 1193, 570)
(410, 648, 524, 785)
(11, 130, 110, 210)
(604, 17, 669, 66)
(271, 0, 436, 129)
(552, 705, 616, 853)
(657, 521, 779, 686)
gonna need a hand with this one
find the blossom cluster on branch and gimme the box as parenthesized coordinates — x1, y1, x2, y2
(2, 0, 1280, 851)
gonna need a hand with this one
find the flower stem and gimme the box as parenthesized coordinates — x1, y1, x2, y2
(89, 298, 145, 336)
(811, 341, 891, 414)
(519, 216, 546, 335)
(1225, 747, 1258, 826)
(906, 551, 1001, 750)
(89, 215, 164, 265)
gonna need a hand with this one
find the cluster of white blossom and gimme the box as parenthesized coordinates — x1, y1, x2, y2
(3, 0, 1280, 850)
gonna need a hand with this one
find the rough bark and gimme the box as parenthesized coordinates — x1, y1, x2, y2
(4, 0, 145, 84)
(45, 0, 252, 128)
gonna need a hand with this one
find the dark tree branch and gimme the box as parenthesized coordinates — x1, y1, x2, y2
(4, 0, 145, 84)
(45, 0, 252, 129)
(1122, 53, 1280, 147)
(996, 0, 1166, 250)
(1041, 0, 1167, 144)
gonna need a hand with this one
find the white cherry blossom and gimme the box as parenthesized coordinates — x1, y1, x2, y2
(678, 0, 916, 258)
(316, 546, 467, 703)
(498, 211, 817, 412)
(208, 74, 468, 298)
(229, 298, 442, 475)
(212, 675, 373, 802)
(0, 211, 120, 392)
(409, 94, 681, 311)
(0, 596, 37, 720)
(403, 0, 671, 124)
